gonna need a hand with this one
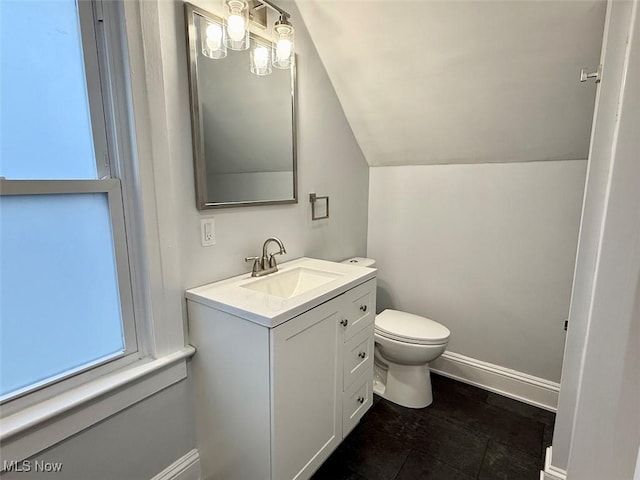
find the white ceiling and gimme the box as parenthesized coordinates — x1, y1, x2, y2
(295, 0, 607, 166)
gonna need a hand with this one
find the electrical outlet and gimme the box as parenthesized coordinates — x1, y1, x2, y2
(200, 218, 216, 246)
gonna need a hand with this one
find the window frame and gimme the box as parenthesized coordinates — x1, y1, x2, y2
(0, 1, 139, 406)
(0, 180, 140, 407)
(0, 0, 194, 463)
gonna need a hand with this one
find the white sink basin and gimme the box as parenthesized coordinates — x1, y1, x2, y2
(241, 267, 342, 299)
(186, 257, 377, 327)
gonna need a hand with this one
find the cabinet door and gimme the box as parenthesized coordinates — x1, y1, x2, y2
(271, 298, 343, 480)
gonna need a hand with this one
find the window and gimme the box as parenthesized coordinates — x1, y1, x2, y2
(0, 0, 138, 402)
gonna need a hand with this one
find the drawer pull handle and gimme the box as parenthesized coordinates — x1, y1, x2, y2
(340, 319, 349, 327)
(357, 396, 365, 404)
(358, 351, 366, 359)
(360, 305, 368, 312)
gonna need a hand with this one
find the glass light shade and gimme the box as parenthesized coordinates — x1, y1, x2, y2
(200, 17, 226, 59)
(250, 39, 272, 76)
(224, 0, 249, 51)
(272, 21, 294, 69)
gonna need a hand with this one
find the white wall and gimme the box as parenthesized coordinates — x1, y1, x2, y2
(368, 160, 586, 383)
(300, 0, 602, 393)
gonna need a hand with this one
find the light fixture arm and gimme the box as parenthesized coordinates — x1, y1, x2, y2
(256, 0, 291, 21)
(207, 0, 294, 74)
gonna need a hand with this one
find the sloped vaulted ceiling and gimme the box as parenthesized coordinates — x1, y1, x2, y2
(295, 0, 607, 166)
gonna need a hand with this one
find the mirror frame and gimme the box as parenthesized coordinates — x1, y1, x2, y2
(184, 2, 298, 210)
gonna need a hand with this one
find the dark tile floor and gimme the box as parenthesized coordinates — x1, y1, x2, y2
(312, 374, 555, 480)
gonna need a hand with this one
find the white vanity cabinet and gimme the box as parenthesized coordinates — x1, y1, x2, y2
(187, 271, 376, 480)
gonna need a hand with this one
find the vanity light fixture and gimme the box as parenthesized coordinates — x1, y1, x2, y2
(272, 15, 294, 69)
(201, 0, 294, 75)
(224, 0, 250, 51)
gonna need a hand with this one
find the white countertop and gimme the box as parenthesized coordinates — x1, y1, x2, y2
(185, 257, 376, 327)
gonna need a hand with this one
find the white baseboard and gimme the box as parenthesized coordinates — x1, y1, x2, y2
(430, 351, 560, 412)
(540, 447, 567, 480)
(151, 449, 201, 480)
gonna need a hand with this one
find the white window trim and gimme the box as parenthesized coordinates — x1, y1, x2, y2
(0, 346, 194, 463)
(0, 0, 192, 463)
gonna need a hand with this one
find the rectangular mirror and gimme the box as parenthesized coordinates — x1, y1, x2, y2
(184, 3, 297, 209)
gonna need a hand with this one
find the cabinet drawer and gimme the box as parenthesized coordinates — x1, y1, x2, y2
(342, 368, 373, 437)
(341, 279, 376, 342)
(343, 325, 374, 391)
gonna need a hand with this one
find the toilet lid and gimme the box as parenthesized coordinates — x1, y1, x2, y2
(375, 309, 450, 345)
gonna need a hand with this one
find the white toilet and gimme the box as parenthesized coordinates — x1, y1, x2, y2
(342, 258, 451, 409)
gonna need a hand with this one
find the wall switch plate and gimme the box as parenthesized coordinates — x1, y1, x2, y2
(200, 218, 216, 246)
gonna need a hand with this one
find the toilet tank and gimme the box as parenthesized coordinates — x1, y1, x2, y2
(341, 257, 376, 268)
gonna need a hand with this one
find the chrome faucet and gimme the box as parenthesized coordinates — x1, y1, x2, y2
(245, 237, 287, 277)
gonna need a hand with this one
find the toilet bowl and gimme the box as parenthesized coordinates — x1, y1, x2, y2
(374, 309, 450, 408)
(342, 258, 451, 409)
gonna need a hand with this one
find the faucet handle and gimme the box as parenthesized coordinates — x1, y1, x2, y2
(245, 256, 261, 274)
(268, 253, 279, 268)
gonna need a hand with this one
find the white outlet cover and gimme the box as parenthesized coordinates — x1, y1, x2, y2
(200, 218, 215, 246)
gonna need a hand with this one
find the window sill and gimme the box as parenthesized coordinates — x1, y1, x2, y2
(0, 346, 195, 463)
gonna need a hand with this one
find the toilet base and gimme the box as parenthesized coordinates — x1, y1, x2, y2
(373, 361, 433, 409)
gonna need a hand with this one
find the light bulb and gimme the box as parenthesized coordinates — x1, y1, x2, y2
(272, 21, 294, 69)
(227, 13, 246, 42)
(205, 23, 222, 51)
(254, 46, 269, 69)
(275, 38, 292, 62)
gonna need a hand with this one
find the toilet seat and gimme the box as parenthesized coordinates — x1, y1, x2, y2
(375, 309, 450, 345)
